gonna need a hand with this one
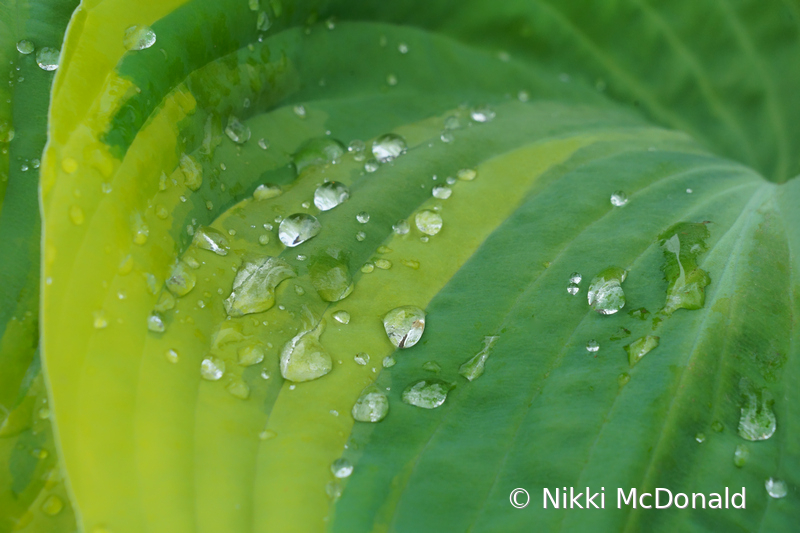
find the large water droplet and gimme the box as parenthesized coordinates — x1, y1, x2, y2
(166, 261, 197, 296)
(401, 379, 452, 409)
(610, 190, 628, 207)
(278, 213, 321, 247)
(201, 356, 226, 380)
(587, 267, 627, 315)
(371, 133, 407, 163)
(625, 335, 659, 367)
(36, 47, 60, 71)
(309, 249, 353, 302)
(16, 40, 34, 54)
(292, 137, 345, 174)
(192, 226, 229, 256)
(352, 384, 389, 422)
(383, 306, 425, 348)
(280, 319, 332, 382)
(415, 210, 442, 236)
(224, 256, 296, 316)
(313, 181, 350, 211)
(765, 478, 787, 499)
(123, 25, 156, 51)
(331, 458, 353, 478)
(224, 116, 251, 144)
(459, 335, 500, 381)
(738, 390, 776, 441)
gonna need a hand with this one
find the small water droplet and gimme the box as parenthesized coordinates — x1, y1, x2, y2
(458, 335, 499, 381)
(470, 105, 495, 123)
(333, 310, 350, 324)
(326, 481, 342, 500)
(293, 105, 306, 118)
(402, 379, 452, 409)
(16, 40, 34, 54)
(361, 262, 374, 273)
(179, 154, 203, 191)
(398, 42, 409, 53)
(193, 226, 229, 255)
(41, 495, 64, 516)
(695, 432, 706, 443)
(354, 352, 370, 365)
(386, 73, 398, 86)
(355, 231, 367, 242)
(258, 138, 269, 150)
(278, 213, 321, 247)
(352, 384, 389, 422)
(200, 356, 226, 380)
(371, 133, 407, 163)
(382, 356, 396, 368)
(383, 305, 425, 348)
(432, 185, 452, 199)
(686, 188, 693, 194)
(517, 90, 530, 102)
(93, 310, 108, 329)
(569, 272, 582, 283)
(567, 283, 580, 295)
(585, 339, 599, 353)
(69, 205, 85, 225)
(224, 256, 296, 316)
(364, 158, 380, 173)
(314, 181, 350, 211)
(147, 312, 166, 333)
(587, 267, 627, 315)
(610, 190, 628, 207)
(36, 47, 60, 71)
(331, 458, 353, 478)
(165, 349, 179, 363)
(224, 116, 251, 144)
(259, 429, 277, 440)
(711, 421, 724, 433)
(258, 234, 270, 245)
(415, 210, 442, 236)
(226, 379, 250, 399)
(765, 478, 787, 499)
(733, 444, 749, 467)
(440, 131, 454, 143)
(617, 372, 630, 387)
(422, 361, 441, 372)
(374, 259, 391, 270)
(356, 211, 370, 224)
(253, 183, 282, 200)
(392, 220, 410, 235)
(123, 25, 156, 51)
(293, 137, 344, 173)
(625, 335, 659, 367)
(738, 390, 776, 441)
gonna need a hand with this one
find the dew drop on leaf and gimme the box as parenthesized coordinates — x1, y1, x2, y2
(354, 352, 370, 366)
(238, 344, 265, 366)
(41, 495, 64, 516)
(432, 185, 452, 199)
(226, 379, 250, 400)
(624, 335, 659, 367)
(258, 138, 269, 150)
(392, 219, 410, 235)
(356, 211, 370, 224)
(92, 310, 108, 329)
(586, 339, 599, 353)
(415, 210, 442, 235)
(587, 267, 627, 315)
(383, 305, 425, 348)
(16, 39, 34, 54)
(458, 335, 499, 381)
(371, 133, 407, 163)
(165, 349, 179, 364)
(332, 310, 350, 324)
(695, 433, 706, 443)
(278, 213, 321, 247)
(733, 444, 749, 467)
(737, 390, 776, 441)
(352, 384, 389, 422)
(355, 231, 367, 242)
(364, 159, 380, 173)
(69, 205, 85, 225)
(123, 25, 156, 51)
(200, 356, 225, 381)
(253, 183, 282, 200)
(309, 249, 353, 302)
(610, 190, 628, 207)
(569, 272, 582, 283)
(313, 181, 350, 211)
(331, 458, 354, 478)
(567, 283, 579, 295)
(147, 312, 166, 333)
(765, 478, 787, 499)
(179, 153, 203, 191)
(401, 379, 452, 409)
(224, 256, 295, 316)
(166, 261, 197, 296)
(224, 116, 251, 144)
(35, 47, 60, 70)
(292, 137, 345, 174)
(469, 105, 495, 123)
(382, 356, 396, 368)
(192, 226, 229, 256)
(279, 319, 332, 382)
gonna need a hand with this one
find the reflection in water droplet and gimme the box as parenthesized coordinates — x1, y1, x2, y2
(314, 181, 350, 211)
(331, 458, 354, 478)
(402, 379, 452, 409)
(224, 116, 251, 144)
(224, 256, 295, 316)
(147, 312, 165, 333)
(459, 335, 500, 381)
(738, 390, 776, 441)
(587, 267, 627, 315)
(200, 357, 226, 380)
(383, 306, 425, 348)
(352, 385, 389, 422)
(333, 310, 350, 324)
(123, 25, 156, 50)
(374, 259, 391, 270)
(278, 213, 321, 247)
(586, 340, 599, 353)
(354, 352, 370, 365)
(280, 319, 332, 382)
(166, 261, 197, 296)
(733, 444, 749, 467)
(293, 137, 345, 174)
(470, 105, 495, 123)
(567, 283, 579, 295)
(610, 191, 628, 207)
(36, 47, 60, 70)
(356, 211, 370, 224)
(193, 226, 229, 255)
(371, 133, 407, 163)
(16, 40, 34, 54)
(432, 185, 452, 199)
(392, 220, 410, 235)
(415, 210, 442, 236)
(625, 335, 659, 367)
(765, 478, 787, 499)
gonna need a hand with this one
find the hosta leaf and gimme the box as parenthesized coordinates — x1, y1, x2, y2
(33, 0, 800, 532)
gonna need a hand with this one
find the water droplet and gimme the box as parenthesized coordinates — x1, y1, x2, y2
(585, 340, 599, 353)
(248, 0, 259, 11)
(459, 335, 500, 381)
(711, 421, 724, 433)
(383, 305, 425, 348)
(200, 356, 226, 380)
(361, 262, 374, 273)
(69, 205, 85, 225)
(422, 361, 441, 372)
(470, 105, 495, 123)
(333, 310, 350, 324)
(224, 256, 295, 316)
(371, 133, 407, 163)
(355, 231, 367, 242)
(765, 478, 787, 499)
(738, 390, 776, 441)
(238, 344, 265, 366)
(352, 384, 389, 422)
(374, 259, 391, 270)
(16, 40, 34, 54)
(258, 138, 269, 150)
(432, 185, 452, 199)
(192, 226, 229, 255)
(587, 267, 627, 315)
(224, 116, 251, 144)
(440, 131, 455, 143)
(686, 188, 693, 194)
(569, 272, 582, 284)
(35, 47, 60, 71)
(154, 291, 175, 312)
(517, 90, 530, 102)
(382, 356, 396, 368)
(93, 310, 108, 329)
(364, 159, 380, 172)
(309, 249, 353, 302)
(179, 153, 203, 191)
(610, 190, 628, 207)
(123, 25, 156, 51)
(166, 261, 197, 296)
(165, 349, 179, 363)
(253, 183, 282, 200)
(278, 213, 321, 247)
(226, 379, 250, 399)
(567, 283, 579, 295)
(280, 319, 332, 382)
(257, 11, 272, 31)
(314, 181, 350, 211)
(293, 137, 345, 174)
(356, 211, 370, 224)
(402, 379, 452, 409)
(354, 352, 370, 365)
(659, 223, 711, 315)
(326, 482, 342, 500)
(386, 73, 398, 86)
(617, 372, 630, 387)
(398, 42, 409, 53)
(259, 429, 277, 440)
(695, 432, 706, 443)
(733, 444, 749, 467)
(415, 210, 442, 236)
(41, 495, 64, 516)
(258, 234, 270, 245)
(147, 312, 166, 333)
(392, 220, 410, 235)
(625, 335, 659, 367)
(331, 457, 353, 478)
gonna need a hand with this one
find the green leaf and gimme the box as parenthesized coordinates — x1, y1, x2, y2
(23, 0, 800, 532)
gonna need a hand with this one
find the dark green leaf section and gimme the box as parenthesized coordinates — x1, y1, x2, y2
(332, 143, 799, 531)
